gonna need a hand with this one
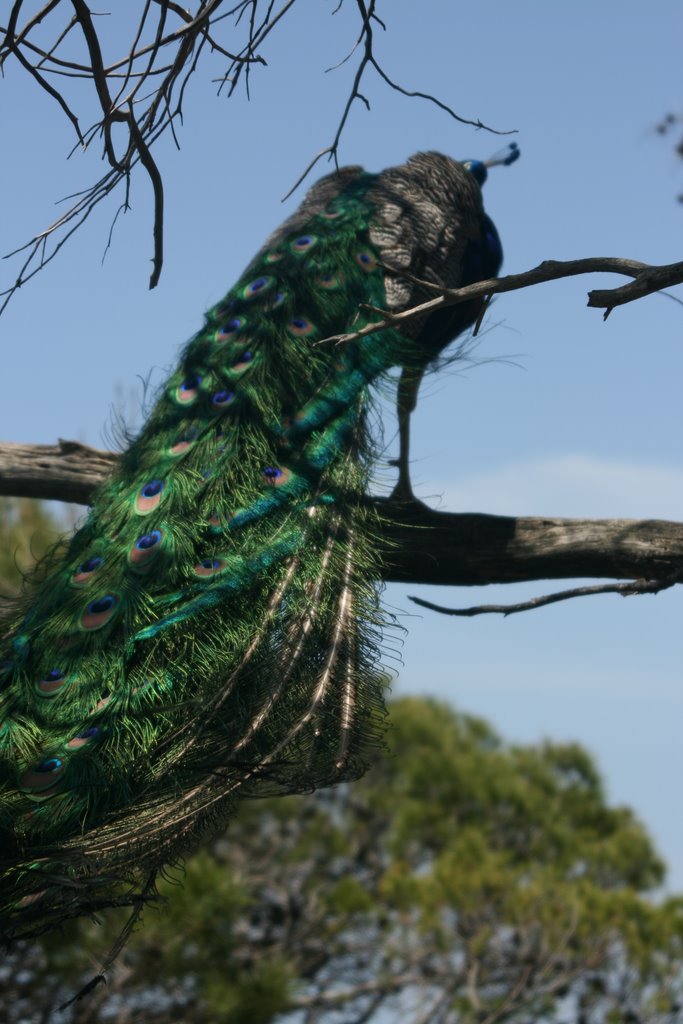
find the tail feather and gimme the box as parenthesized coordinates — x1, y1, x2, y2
(0, 150, 510, 942)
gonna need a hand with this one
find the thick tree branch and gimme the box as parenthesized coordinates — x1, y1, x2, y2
(1, 440, 681, 588)
(0, 439, 117, 505)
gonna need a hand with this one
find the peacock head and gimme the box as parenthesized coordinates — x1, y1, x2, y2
(463, 142, 520, 186)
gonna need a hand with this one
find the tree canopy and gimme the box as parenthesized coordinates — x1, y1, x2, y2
(0, 501, 679, 1024)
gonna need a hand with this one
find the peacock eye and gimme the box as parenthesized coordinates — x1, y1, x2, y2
(80, 594, 119, 631)
(79, 557, 102, 574)
(36, 669, 68, 697)
(241, 276, 274, 301)
(136, 479, 166, 515)
(19, 756, 66, 794)
(211, 389, 235, 411)
(174, 376, 202, 406)
(66, 726, 101, 749)
(94, 688, 111, 711)
(355, 251, 377, 272)
(261, 466, 290, 487)
(231, 350, 254, 373)
(129, 529, 165, 572)
(194, 557, 228, 578)
(288, 316, 315, 337)
(170, 431, 197, 455)
(317, 270, 344, 290)
(216, 317, 246, 342)
(290, 234, 317, 253)
(71, 555, 104, 587)
(136, 531, 161, 550)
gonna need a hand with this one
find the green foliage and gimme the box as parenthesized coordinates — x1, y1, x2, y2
(3, 689, 683, 1023)
(0, 497, 63, 594)
(2, 503, 681, 1022)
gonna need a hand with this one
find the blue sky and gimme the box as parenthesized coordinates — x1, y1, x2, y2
(1, 3, 682, 885)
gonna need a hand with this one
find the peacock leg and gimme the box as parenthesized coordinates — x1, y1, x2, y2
(390, 364, 425, 502)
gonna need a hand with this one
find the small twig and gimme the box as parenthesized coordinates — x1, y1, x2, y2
(34, 11, 78, 73)
(409, 573, 683, 618)
(283, 0, 378, 199)
(283, 0, 512, 201)
(8, 41, 84, 143)
(371, 58, 512, 134)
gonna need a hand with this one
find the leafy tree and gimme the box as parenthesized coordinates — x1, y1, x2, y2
(0, 497, 64, 596)
(1, 646, 682, 1022)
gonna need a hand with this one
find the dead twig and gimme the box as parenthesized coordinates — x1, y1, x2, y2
(319, 256, 683, 348)
(409, 572, 683, 618)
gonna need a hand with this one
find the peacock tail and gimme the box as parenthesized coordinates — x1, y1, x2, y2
(0, 149, 515, 942)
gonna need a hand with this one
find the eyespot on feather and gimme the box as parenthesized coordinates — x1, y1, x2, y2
(94, 689, 112, 712)
(288, 316, 316, 338)
(210, 389, 236, 412)
(17, 890, 48, 908)
(169, 427, 199, 456)
(290, 234, 317, 254)
(240, 275, 274, 301)
(355, 250, 378, 272)
(66, 725, 101, 750)
(173, 375, 202, 406)
(216, 316, 246, 342)
(135, 479, 165, 515)
(128, 529, 165, 573)
(230, 350, 254, 373)
(266, 289, 286, 311)
(80, 594, 119, 631)
(261, 466, 291, 487)
(35, 669, 72, 698)
(19, 756, 65, 796)
(193, 557, 228, 578)
(71, 556, 104, 588)
(264, 250, 284, 263)
(317, 272, 344, 290)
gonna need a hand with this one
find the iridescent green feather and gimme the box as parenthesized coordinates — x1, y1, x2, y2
(0, 151, 509, 942)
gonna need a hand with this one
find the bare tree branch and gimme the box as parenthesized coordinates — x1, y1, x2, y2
(1, 1, 510, 311)
(282, 0, 512, 200)
(409, 573, 683, 618)
(322, 256, 683, 348)
(1, 440, 681, 590)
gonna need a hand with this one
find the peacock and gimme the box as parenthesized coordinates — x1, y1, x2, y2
(0, 146, 518, 944)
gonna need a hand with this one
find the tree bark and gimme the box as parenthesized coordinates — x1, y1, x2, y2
(1, 439, 681, 587)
